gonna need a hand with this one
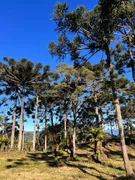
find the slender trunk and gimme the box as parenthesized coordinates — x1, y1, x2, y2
(111, 74, 133, 174)
(105, 43, 134, 175)
(32, 95, 39, 151)
(2, 127, 5, 138)
(100, 110, 105, 131)
(127, 35, 135, 82)
(72, 105, 76, 158)
(95, 95, 99, 126)
(128, 120, 131, 136)
(18, 90, 25, 151)
(128, 121, 131, 145)
(73, 127, 76, 157)
(131, 124, 133, 136)
(64, 113, 67, 139)
(44, 105, 47, 152)
(110, 121, 113, 136)
(10, 91, 18, 150)
(93, 138, 100, 162)
(50, 108, 54, 126)
(94, 139, 97, 155)
(22, 125, 24, 151)
(45, 135, 47, 152)
(115, 99, 134, 175)
(95, 107, 99, 123)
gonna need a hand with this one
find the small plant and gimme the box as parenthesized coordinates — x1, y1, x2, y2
(88, 128, 108, 163)
(0, 137, 10, 151)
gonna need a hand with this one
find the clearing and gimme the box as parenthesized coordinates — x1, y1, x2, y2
(0, 142, 135, 180)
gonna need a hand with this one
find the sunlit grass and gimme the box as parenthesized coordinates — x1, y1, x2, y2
(0, 142, 135, 180)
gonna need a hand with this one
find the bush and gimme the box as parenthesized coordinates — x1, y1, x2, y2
(0, 137, 10, 151)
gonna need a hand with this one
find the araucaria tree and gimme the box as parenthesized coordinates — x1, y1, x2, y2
(1, 0, 135, 179)
(48, 0, 134, 175)
(1, 58, 43, 151)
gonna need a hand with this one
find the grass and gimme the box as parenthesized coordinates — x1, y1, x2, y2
(0, 142, 135, 180)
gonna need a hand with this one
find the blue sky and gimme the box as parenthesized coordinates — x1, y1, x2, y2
(0, 0, 99, 131)
(0, 0, 98, 70)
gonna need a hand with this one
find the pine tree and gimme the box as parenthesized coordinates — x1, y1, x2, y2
(48, 1, 134, 175)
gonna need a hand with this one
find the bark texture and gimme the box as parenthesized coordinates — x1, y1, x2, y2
(11, 92, 18, 149)
(44, 135, 47, 152)
(44, 105, 47, 152)
(64, 114, 67, 139)
(105, 43, 134, 175)
(115, 98, 134, 175)
(18, 90, 25, 151)
(32, 95, 39, 151)
(73, 127, 76, 157)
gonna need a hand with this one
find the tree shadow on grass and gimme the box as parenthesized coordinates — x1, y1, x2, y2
(78, 143, 91, 150)
(26, 150, 127, 176)
(6, 158, 29, 169)
(27, 152, 55, 167)
(7, 159, 14, 162)
(114, 175, 135, 180)
(76, 152, 88, 158)
(104, 147, 135, 161)
(5, 151, 126, 179)
(27, 152, 53, 161)
(104, 162, 124, 171)
(27, 151, 69, 167)
(64, 162, 117, 180)
(7, 157, 27, 162)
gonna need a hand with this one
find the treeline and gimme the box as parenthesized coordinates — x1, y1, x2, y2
(0, 0, 135, 177)
(0, 59, 135, 173)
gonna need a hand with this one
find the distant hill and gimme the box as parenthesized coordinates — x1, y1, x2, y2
(24, 131, 41, 142)
(24, 129, 119, 142)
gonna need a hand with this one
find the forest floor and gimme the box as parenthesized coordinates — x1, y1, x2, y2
(0, 140, 135, 180)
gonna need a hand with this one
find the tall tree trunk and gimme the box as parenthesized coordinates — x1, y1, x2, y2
(127, 120, 131, 145)
(2, 127, 5, 138)
(64, 113, 67, 139)
(95, 94, 99, 127)
(110, 121, 113, 136)
(100, 109, 105, 131)
(72, 106, 77, 158)
(127, 35, 135, 82)
(111, 71, 133, 175)
(22, 125, 25, 151)
(73, 126, 76, 157)
(50, 106, 54, 126)
(32, 95, 39, 151)
(95, 107, 99, 123)
(10, 91, 18, 150)
(105, 44, 134, 175)
(114, 98, 133, 175)
(127, 120, 131, 136)
(45, 135, 47, 152)
(44, 105, 47, 152)
(18, 90, 25, 151)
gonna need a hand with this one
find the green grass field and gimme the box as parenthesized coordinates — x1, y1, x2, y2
(0, 142, 135, 180)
